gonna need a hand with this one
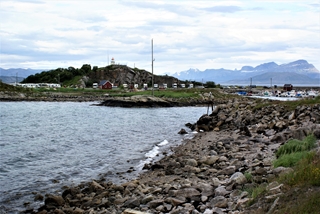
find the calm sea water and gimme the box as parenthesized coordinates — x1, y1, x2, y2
(0, 102, 206, 213)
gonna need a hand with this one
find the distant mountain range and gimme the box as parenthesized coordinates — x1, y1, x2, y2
(0, 68, 45, 83)
(172, 60, 320, 86)
(1, 60, 320, 86)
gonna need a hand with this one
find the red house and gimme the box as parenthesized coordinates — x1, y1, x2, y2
(283, 84, 293, 91)
(99, 80, 113, 89)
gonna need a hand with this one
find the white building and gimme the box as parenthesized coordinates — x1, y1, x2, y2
(111, 57, 115, 65)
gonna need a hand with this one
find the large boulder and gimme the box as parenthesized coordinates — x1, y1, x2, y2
(44, 195, 65, 209)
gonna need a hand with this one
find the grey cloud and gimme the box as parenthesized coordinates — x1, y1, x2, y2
(1, 38, 86, 62)
(1, 31, 93, 63)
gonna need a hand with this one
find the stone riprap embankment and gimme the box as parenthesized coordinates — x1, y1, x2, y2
(27, 99, 320, 214)
(195, 98, 320, 138)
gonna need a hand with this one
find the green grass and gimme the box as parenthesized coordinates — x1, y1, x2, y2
(279, 152, 320, 187)
(273, 151, 310, 168)
(109, 89, 199, 98)
(275, 152, 320, 213)
(246, 184, 267, 206)
(273, 134, 316, 168)
(61, 75, 83, 86)
(104, 88, 232, 100)
(251, 185, 267, 199)
(0, 82, 32, 93)
(244, 172, 253, 182)
(275, 135, 316, 158)
(247, 135, 320, 212)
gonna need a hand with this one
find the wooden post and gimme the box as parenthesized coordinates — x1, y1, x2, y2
(207, 92, 214, 115)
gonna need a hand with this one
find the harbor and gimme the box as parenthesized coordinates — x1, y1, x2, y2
(223, 84, 320, 99)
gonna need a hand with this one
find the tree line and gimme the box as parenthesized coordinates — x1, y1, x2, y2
(21, 64, 96, 86)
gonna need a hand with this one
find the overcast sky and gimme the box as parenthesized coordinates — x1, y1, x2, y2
(1, 0, 319, 75)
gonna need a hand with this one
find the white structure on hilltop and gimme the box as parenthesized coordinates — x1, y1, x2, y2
(111, 57, 115, 65)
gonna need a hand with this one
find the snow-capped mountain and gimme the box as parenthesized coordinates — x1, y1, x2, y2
(172, 60, 320, 85)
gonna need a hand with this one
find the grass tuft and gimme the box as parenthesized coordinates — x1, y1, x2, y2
(248, 134, 320, 212)
(244, 172, 253, 182)
(273, 151, 310, 168)
(275, 135, 316, 158)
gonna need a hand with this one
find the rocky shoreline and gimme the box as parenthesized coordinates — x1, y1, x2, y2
(96, 95, 217, 108)
(0, 92, 225, 107)
(23, 98, 320, 214)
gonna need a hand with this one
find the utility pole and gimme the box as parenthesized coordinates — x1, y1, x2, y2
(151, 39, 154, 96)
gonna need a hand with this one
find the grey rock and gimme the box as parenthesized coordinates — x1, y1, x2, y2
(218, 166, 236, 175)
(214, 186, 230, 197)
(229, 172, 247, 185)
(210, 196, 228, 208)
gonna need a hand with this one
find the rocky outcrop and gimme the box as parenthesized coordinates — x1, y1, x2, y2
(97, 95, 218, 108)
(97, 95, 175, 108)
(195, 99, 320, 142)
(88, 65, 179, 87)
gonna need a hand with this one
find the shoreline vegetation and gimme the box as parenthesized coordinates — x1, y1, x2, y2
(1, 82, 320, 213)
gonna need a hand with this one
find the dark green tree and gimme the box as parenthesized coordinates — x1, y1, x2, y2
(81, 64, 92, 75)
(206, 81, 216, 88)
